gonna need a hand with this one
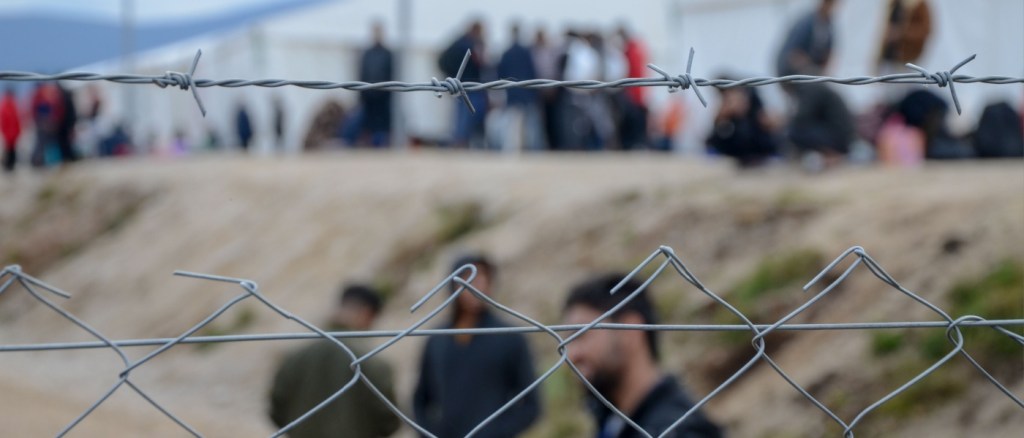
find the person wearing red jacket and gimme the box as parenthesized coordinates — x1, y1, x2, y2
(1, 88, 21, 172)
(617, 25, 650, 149)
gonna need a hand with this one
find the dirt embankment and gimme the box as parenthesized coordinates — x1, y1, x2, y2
(1, 153, 1021, 437)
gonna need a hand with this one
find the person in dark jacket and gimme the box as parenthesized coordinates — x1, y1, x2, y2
(776, 0, 854, 167)
(706, 83, 778, 168)
(496, 22, 543, 151)
(55, 82, 79, 163)
(269, 285, 400, 438)
(562, 274, 722, 438)
(413, 254, 540, 437)
(356, 21, 394, 147)
(236, 103, 253, 150)
(973, 101, 1024, 158)
(439, 20, 489, 148)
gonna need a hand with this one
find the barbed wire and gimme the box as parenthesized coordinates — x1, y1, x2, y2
(1, 244, 1021, 437)
(2, 49, 1022, 117)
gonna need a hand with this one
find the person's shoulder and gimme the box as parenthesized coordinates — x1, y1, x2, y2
(422, 330, 451, 350)
(642, 376, 691, 413)
(636, 376, 722, 438)
(488, 316, 534, 353)
(359, 348, 393, 375)
(277, 341, 319, 370)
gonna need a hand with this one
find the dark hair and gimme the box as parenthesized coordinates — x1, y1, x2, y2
(564, 273, 660, 360)
(449, 253, 496, 292)
(339, 284, 383, 315)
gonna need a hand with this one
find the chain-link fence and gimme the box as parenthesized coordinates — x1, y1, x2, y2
(2, 245, 1022, 437)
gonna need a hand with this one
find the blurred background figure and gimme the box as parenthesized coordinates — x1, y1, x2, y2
(496, 21, 543, 152)
(344, 20, 394, 148)
(776, 0, 854, 171)
(531, 26, 561, 151)
(270, 284, 399, 438)
(561, 29, 603, 150)
(890, 90, 972, 160)
(706, 81, 779, 168)
(868, 0, 939, 166)
(1, 87, 21, 173)
(77, 85, 105, 158)
(616, 24, 650, 151)
(973, 100, 1024, 158)
(877, 0, 932, 75)
(303, 99, 347, 150)
(235, 102, 253, 151)
(562, 274, 722, 438)
(652, 94, 687, 152)
(589, 31, 621, 150)
(413, 253, 539, 438)
(272, 96, 287, 151)
(170, 128, 190, 156)
(55, 82, 79, 163)
(29, 82, 62, 167)
(98, 123, 133, 157)
(439, 20, 489, 149)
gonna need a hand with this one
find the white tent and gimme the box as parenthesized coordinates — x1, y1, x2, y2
(83, 0, 1023, 154)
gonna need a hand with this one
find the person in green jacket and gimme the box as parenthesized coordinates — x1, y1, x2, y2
(269, 284, 400, 437)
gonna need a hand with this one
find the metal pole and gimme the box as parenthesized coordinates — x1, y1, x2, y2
(121, 0, 136, 153)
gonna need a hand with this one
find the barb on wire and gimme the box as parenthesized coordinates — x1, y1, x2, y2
(647, 48, 707, 107)
(432, 49, 476, 113)
(3, 49, 1021, 116)
(906, 54, 974, 115)
(152, 49, 206, 116)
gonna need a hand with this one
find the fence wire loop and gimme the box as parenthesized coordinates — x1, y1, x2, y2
(905, 54, 975, 115)
(2, 243, 1022, 438)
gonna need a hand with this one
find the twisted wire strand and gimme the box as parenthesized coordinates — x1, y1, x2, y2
(2, 49, 1019, 116)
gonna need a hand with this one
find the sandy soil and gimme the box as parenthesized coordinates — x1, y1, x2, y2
(0, 152, 1021, 437)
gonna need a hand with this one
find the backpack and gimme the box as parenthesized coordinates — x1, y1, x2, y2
(974, 102, 1024, 158)
(438, 38, 465, 78)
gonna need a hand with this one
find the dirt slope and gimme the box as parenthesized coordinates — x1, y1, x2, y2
(1, 153, 1021, 437)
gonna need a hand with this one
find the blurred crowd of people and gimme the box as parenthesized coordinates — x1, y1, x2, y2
(2, 0, 1022, 176)
(334, 0, 1023, 169)
(707, 0, 1023, 171)
(1, 81, 139, 173)
(423, 20, 666, 152)
(330, 18, 670, 153)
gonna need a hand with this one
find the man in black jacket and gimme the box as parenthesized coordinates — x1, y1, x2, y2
(563, 274, 722, 438)
(413, 254, 540, 437)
